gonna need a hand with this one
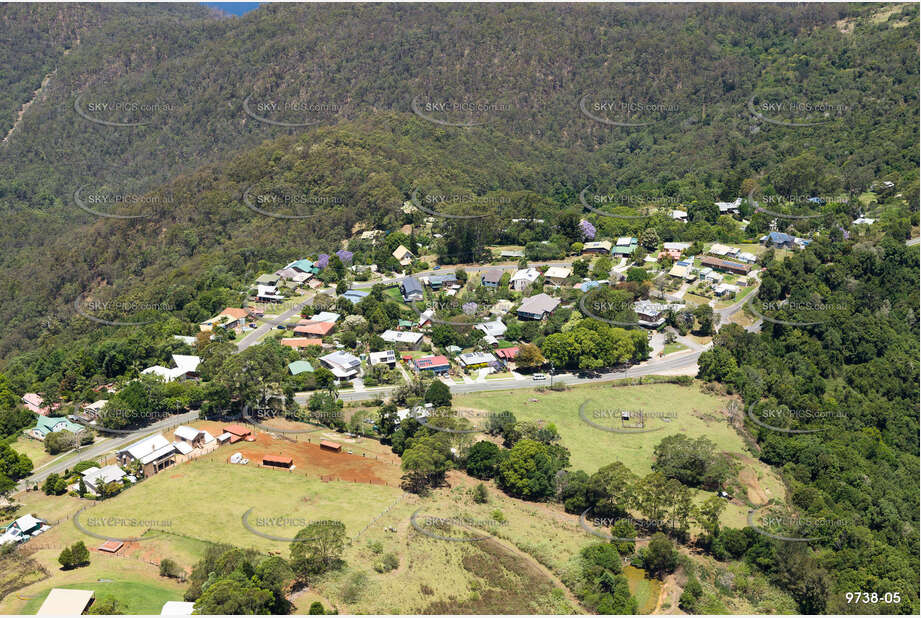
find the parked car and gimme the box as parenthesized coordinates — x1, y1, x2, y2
(532, 373, 547, 381)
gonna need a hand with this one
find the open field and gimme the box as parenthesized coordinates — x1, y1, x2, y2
(17, 579, 182, 615)
(9, 436, 55, 470)
(455, 382, 733, 475)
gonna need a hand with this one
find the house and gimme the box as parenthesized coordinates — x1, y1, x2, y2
(309, 311, 340, 323)
(81, 399, 108, 419)
(342, 289, 369, 304)
(414, 355, 451, 375)
(543, 266, 572, 286)
(475, 320, 507, 339)
(582, 240, 612, 255)
(495, 347, 519, 361)
(659, 248, 683, 260)
(715, 198, 742, 214)
(161, 601, 196, 616)
(708, 243, 739, 257)
(275, 267, 301, 281)
(611, 237, 638, 256)
(36, 589, 94, 616)
(26, 415, 84, 441)
(21, 393, 58, 416)
(392, 245, 415, 266)
(288, 360, 315, 375)
(294, 321, 336, 337)
(255, 273, 281, 286)
(517, 293, 560, 320)
(500, 249, 524, 258)
(174, 425, 209, 448)
(281, 337, 323, 349)
(510, 267, 540, 291)
(80, 465, 127, 495)
(256, 284, 284, 302)
(736, 252, 758, 263)
(457, 352, 497, 369)
(286, 259, 314, 273)
(222, 424, 252, 443)
(116, 435, 176, 476)
(713, 283, 741, 298)
(0, 514, 49, 545)
(141, 354, 201, 382)
(668, 264, 689, 279)
(671, 210, 688, 221)
(427, 273, 457, 289)
(401, 276, 424, 301)
(702, 269, 724, 283)
(490, 299, 515, 316)
(633, 300, 686, 328)
(481, 269, 503, 288)
(381, 330, 424, 349)
(699, 255, 752, 275)
(663, 242, 691, 253)
(200, 307, 250, 332)
(760, 231, 795, 249)
(369, 350, 397, 368)
(319, 351, 362, 380)
(417, 309, 434, 328)
(853, 217, 876, 225)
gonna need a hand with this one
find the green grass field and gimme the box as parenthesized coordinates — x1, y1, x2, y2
(661, 342, 688, 355)
(19, 580, 182, 615)
(9, 435, 55, 470)
(456, 382, 734, 475)
(78, 456, 402, 553)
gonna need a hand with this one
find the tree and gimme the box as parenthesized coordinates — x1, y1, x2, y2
(58, 541, 89, 569)
(653, 434, 729, 490)
(472, 482, 489, 504)
(424, 380, 451, 407)
(640, 228, 660, 250)
(465, 441, 502, 479)
(377, 403, 399, 439)
(88, 597, 121, 615)
(497, 439, 556, 500)
(194, 577, 276, 615)
(645, 533, 678, 577)
(160, 558, 181, 578)
(309, 601, 326, 615)
(401, 435, 450, 493)
(290, 520, 347, 579)
(515, 343, 545, 369)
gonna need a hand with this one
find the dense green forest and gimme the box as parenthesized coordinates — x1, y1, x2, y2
(0, 2, 918, 356)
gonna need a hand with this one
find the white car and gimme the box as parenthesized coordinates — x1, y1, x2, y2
(532, 373, 547, 381)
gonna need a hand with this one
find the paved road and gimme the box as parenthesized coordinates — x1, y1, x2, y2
(236, 295, 315, 351)
(19, 410, 200, 489)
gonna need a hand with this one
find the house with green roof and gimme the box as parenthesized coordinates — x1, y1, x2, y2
(288, 360, 315, 375)
(26, 416, 85, 441)
(611, 237, 638, 256)
(286, 259, 315, 273)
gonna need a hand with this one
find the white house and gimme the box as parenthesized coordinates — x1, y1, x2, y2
(510, 267, 540, 291)
(543, 266, 572, 286)
(80, 465, 127, 495)
(381, 329, 424, 349)
(369, 350, 397, 368)
(141, 354, 201, 382)
(319, 351, 362, 380)
(475, 320, 507, 339)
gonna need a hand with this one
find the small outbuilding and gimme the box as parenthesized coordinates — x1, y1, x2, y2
(320, 440, 342, 453)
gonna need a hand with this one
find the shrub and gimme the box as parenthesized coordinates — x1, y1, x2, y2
(373, 553, 399, 573)
(471, 483, 489, 504)
(160, 558, 181, 578)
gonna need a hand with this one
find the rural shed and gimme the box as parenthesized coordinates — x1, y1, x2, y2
(262, 455, 294, 468)
(37, 589, 94, 615)
(320, 440, 342, 452)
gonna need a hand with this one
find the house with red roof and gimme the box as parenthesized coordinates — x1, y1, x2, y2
(413, 355, 451, 375)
